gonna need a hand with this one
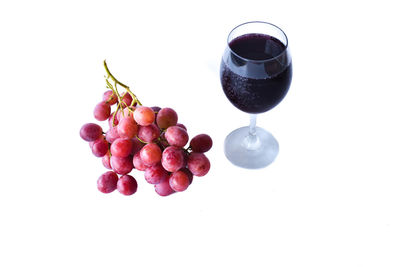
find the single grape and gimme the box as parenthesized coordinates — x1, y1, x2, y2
(134, 106, 155, 126)
(110, 155, 134, 175)
(133, 152, 148, 171)
(144, 164, 168, 184)
(131, 137, 144, 156)
(117, 106, 134, 121)
(156, 107, 178, 129)
(161, 146, 185, 172)
(103, 90, 117, 105)
(80, 123, 103, 142)
(165, 126, 189, 148)
(117, 117, 138, 139)
(187, 153, 210, 177)
(190, 134, 213, 153)
(105, 127, 120, 144)
(94, 101, 111, 121)
(154, 177, 175, 197)
(140, 143, 162, 166)
(151, 106, 161, 113)
(97, 171, 118, 193)
(138, 124, 160, 143)
(176, 123, 187, 131)
(108, 112, 119, 127)
(110, 138, 133, 158)
(121, 92, 133, 107)
(180, 168, 193, 185)
(91, 137, 109, 157)
(169, 170, 190, 192)
(117, 175, 138, 195)
(102, 153, 112, 169)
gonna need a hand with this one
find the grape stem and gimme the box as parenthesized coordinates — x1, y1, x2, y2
(103, 60, 142, 106)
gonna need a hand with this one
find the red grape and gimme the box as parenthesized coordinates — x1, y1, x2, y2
(133, 152, 148, 171)
(151, 106, 161, 113)
(165, 126, 189, 148)
(108, 112, 119, 127)
(180, 168, 193, 185)
(105, 127, 120, 144)
(91, 137, 109, 157)
(190, 134, 213, 153)
(102, 153, 112, 169)
(176, 123, 187, 131)
(97, 171, 118, 193)
(103, 90, 117, 105)
(110, 155, 133, 175)
(117, 175, 138, 195)
(80, 123, 103, 142)
(117, 117, 138, 139)
(156, 107, 178, 129)
(131, 137, 145, 156)
(144, 164, 168, 184)
(140, 143, 162, 166)
(134, 106, 155, 126)
(138, 124, 160, 143)
(117, 106, 135, 121)
(161, 146, 185, 172)
(154, 177, 175, 197)
(121, 92, 133, 107)
(94, 101, 111, 121)
(188, 153, 210, 177)
(110, 138, 133, 158)
(169, 170, 190, 192)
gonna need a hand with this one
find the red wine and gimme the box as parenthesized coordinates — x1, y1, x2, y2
(220, 33, 292, 114)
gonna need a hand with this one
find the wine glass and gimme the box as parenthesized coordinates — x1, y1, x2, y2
(220, 21, 292, 169)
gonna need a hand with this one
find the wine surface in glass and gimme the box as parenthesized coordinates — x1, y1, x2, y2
(220, 33, 292, 114)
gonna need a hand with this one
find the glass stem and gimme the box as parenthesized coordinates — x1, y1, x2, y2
(243, 114, 260, 150)
(249, 114, 257, 136)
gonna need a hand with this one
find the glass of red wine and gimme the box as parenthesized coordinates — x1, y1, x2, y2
(220, 21, 292, 169)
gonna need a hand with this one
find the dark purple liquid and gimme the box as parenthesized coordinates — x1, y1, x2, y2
(220, 33, 292, 114)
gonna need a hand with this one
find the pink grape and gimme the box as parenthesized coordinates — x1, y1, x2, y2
(161, 146, 185, 172)
(117, 106, 135, 121)
(144, 164, 168, 184)
(110, 138, 133, 158)
(103, 90, 117, 105)
(134, 106, 155, 126)
(154, 177, 175, 197)
(121, 93, 133, 107)
(140, 143, 162, 166)
(94, 101, 111, 121)
(91, 137, 109, 157)
(180, 168, 193, 185)
(80, 123, 103, 142)
(117, 117, 138, 139)
(131, 137, 144, 156)
(108, 112, 119, 127)
(176, 123, 187, 131)
(133, 152, 148, 171)
(110, 155, 133, 175)
(187, 153, 210, 177)
(117, 175, 138, 195)
(105, 127, 120, 144)
(138, 124, 160, 143)
(190, 134, 213, 153)
(156, 107, 178, 129)
(165, 126, 189, 148)
(97, 171, 118, 193)
(102, 153, 112, 169)
(169, 170, 190, 192)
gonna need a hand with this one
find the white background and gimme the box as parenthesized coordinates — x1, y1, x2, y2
(1, 0, 399, 266)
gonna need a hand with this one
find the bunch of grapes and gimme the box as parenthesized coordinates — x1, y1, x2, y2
(79, 61, 212, 197)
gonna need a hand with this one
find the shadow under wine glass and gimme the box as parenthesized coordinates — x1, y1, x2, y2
(220, 21, 292, 169)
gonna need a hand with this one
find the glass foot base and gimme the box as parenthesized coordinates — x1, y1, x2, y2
(224, 126, 279, 169)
